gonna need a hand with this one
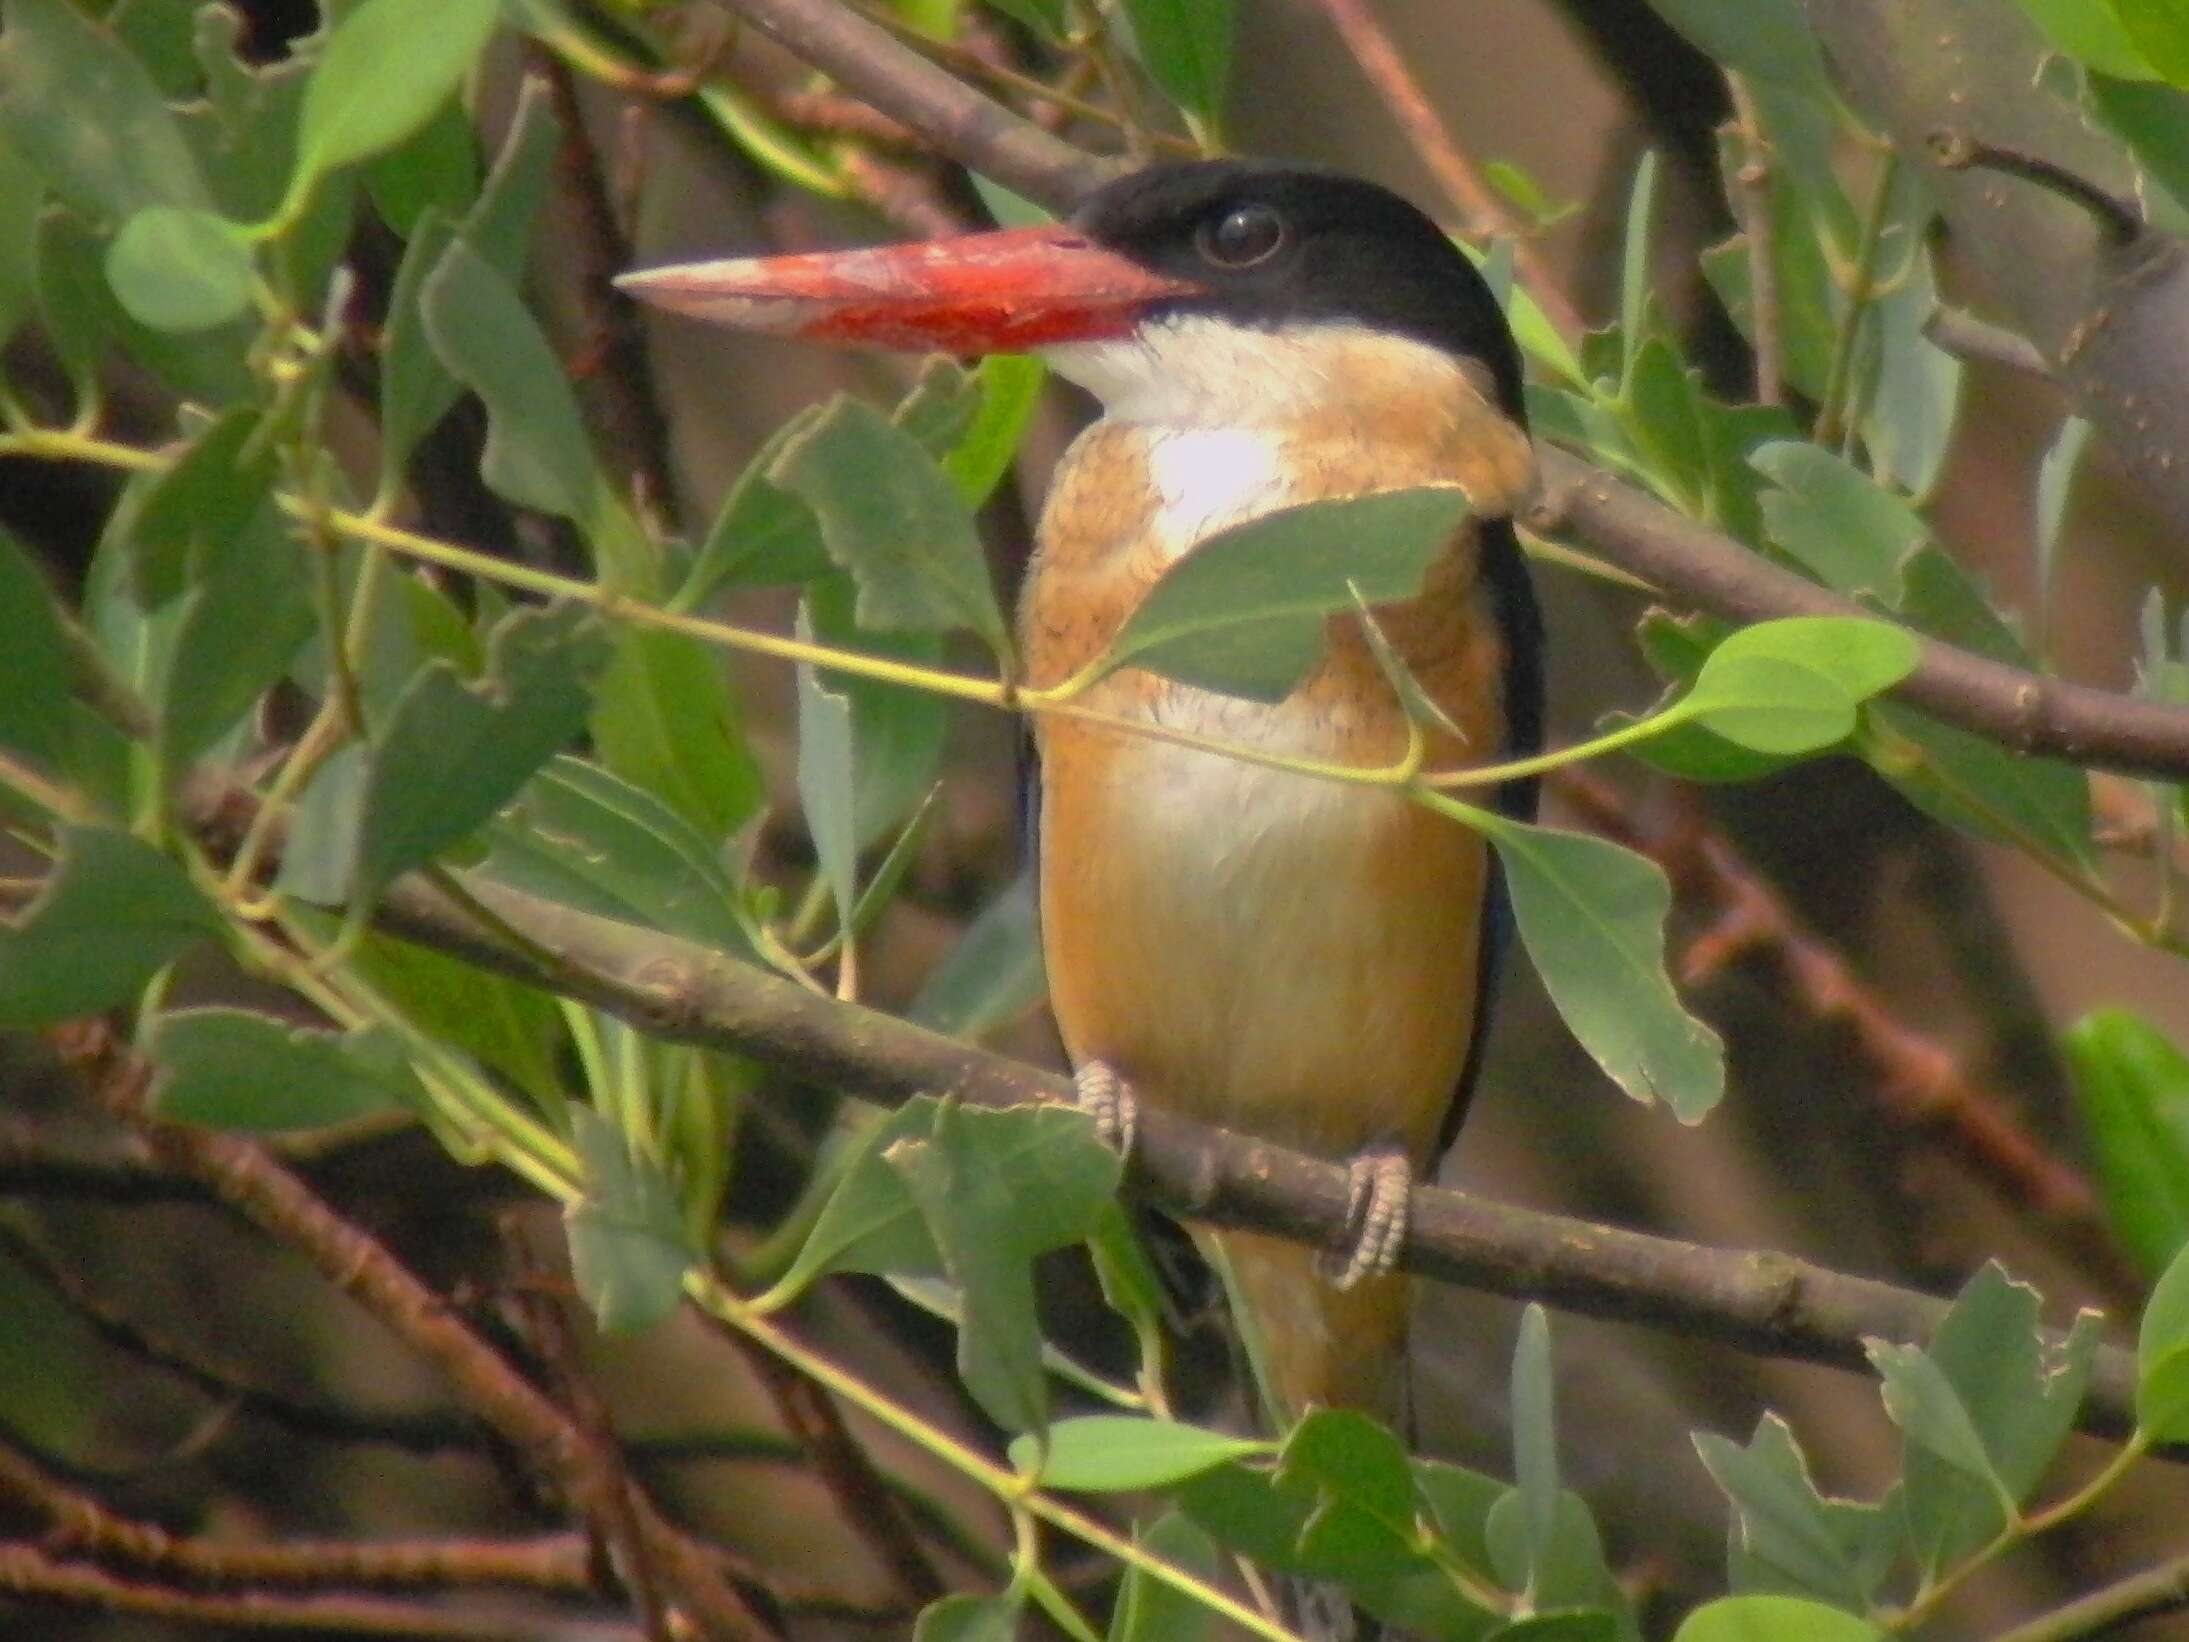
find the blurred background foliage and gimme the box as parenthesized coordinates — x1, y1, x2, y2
(7, 0, 2189, 1636)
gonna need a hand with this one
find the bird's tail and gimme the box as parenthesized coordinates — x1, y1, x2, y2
(1197, 1225, 1412, 1429)
(1199, 1228, 1413, 1641)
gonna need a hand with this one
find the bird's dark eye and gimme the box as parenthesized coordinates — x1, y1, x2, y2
(1197, 204, 1287, 269)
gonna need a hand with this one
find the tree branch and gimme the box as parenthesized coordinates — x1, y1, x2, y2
(0, 1545, 642, 1641)
(1529, 448, 2189, 779)
(47, 1019, 783, 1642)
(698, 0, 2189, 781)
(174, 777, 2155, 1453)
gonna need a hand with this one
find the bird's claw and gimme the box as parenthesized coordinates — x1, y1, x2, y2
(1073, 1059, 1139, 1156)
(1332, 1142, 1412, 1290)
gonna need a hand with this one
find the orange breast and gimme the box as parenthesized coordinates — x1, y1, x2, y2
(1021, 409, 1522, 1165)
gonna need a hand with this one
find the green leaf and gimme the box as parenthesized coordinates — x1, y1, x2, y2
(0, 0, 210, 218)
(1621, 336, 1710, 508)
(1458, 809, 1725, 1119)
(104, 206, 253, 332)
(767, 1101, 949, 1304)
(377, 79, 558, 501)
(1750, 443, 1925, 600)
(1484, 1489, 1625, 1616)
(119, 406, 277, 608)
(2138, 1238, 2189, 1439)
(156, 506, 313, 769)
(1108, 1513, 1219, 1642)
(981, 0, 1068, 38)
(1118, 0, 1234, 120)
(2086, 72, 2189, 210)
(0, 827, 222, 1026)
(565, 1107, 696, 1335)
(1511, 1305, 1560, 1594)
(769, 396, 1013, 662)
(677, 409, 835, 601)
(1095, 489, 1473, 703)
(0, 131, 44, 352)
(1490, 1615, 1617, 1642)
(2117, 0, 2189, 85)
(1865, 1338, 2010, 1504)
(146, 1007, 416, 1131)
(2036, 415, 2091, 627)
(945, 353, 1046, 504)
(0, 528, 69, 766)
(1008, 1416, 1266, 1490)
(1283, 1409, 1418, 1530)
(283, 0, 500, 225)
(354, 605, 611, 902)
(1860, 215, 1960, 500)
(590, 627, 765, 843)
(1639, 0, 1830, 91)
(797, 607, 861, 951)
(1701, 1416, 1898, 1608)
(364, 96, 479, 239)
(1677, 617, 1919, 754)
(1618, 152, 1659, 380)
(2065, 1008, 2189, 1275)
(909, 874, 1045, 1038)
(915, 1594, 1024, 1642)
(335, 929, 567, 1113)
(481, 756, 756, 958)
(807, 572, 951, 848)
(1673, 1596, 1884, 1642)
(420, 236, 600, 523)
(884, 1100, 1123, 1432)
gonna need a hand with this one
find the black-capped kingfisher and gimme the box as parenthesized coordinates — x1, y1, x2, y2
(621, 161, 1543, 1429)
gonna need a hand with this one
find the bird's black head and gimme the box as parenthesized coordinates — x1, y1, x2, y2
(1069, 161, 1525, 422)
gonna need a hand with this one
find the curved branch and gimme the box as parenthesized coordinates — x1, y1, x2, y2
(175, 777, 2153, 1453)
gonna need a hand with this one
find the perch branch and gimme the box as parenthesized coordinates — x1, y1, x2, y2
(174, 776, 2159, 1454)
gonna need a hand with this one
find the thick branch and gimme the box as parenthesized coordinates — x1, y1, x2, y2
(1531, 448, 2189, 779)
(166, 770, 2149, 1451)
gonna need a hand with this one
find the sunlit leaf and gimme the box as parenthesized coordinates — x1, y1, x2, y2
(1107, 1513, 1219, 1642)
(104, 206, 252, 332)
(1119, 0, 1234, 121)
(1672, 1597, 1883, 1642)
(1677, 617, 1919, 754)
(283, 0, 500, 225)
(2064, 1008, 2189, 1275)
(1096, 489, 1472, 702)
(1450, 805, 1725, 1119)
(1007, 1417, 1266, 1491)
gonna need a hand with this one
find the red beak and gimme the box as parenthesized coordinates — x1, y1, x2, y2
(614, 225, 1202, 353)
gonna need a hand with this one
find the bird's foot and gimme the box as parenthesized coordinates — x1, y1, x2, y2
(1331, 1141, 1412, 1291)
(1072, 1059, 1139, 1156)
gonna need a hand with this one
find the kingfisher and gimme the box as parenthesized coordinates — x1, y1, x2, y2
(620, 161, 1542, 1431)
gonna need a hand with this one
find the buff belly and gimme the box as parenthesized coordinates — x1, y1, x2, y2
(1038, 690, 1488, 1167)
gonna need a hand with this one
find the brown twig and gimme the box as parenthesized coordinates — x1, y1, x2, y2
(700, 1314, 947, 1606)
(1724, 74, 1781, 407)
(0, 1428, 599, 1593)
(0, 1544, 641, 1640)
(1527, 447, 2189, 781)
(497, 1224, 671, 1642)
(536, 52, 682, 533)
(165, 783, 2162, 1453)
(1924, 307, 2053, 379)
(0, 1116, 201, 1203)
(1304, 0, 1586, 341)
(1553, 768, 2142, 1305)
(47, 1019, 782, 1642)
